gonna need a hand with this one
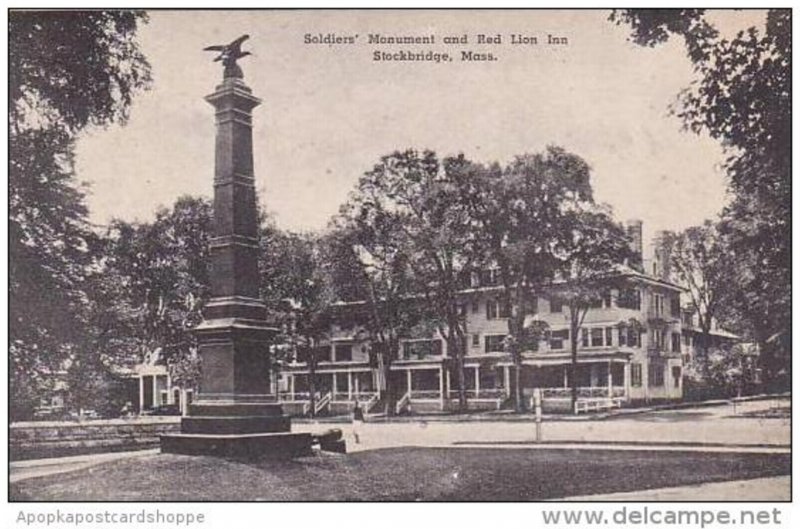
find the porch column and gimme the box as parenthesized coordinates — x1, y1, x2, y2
(446, 369, 451, 399)
(474, 366, 480, 397)
(289, 375, 295, 399)
(166, 373, 172, 404)
(406, 369, 412, 395)
(503, 366, 510, 397)
(354, 374, 360, 396)
(439, 366, 445, 410)
(623, 362, 631, 400)
(563, 366, 568, 388)
(348, 372, 353, 400)
(138, 376, 144, 412)
(607, 361, 613, 398)
(152, 375, 159, 407)
(332, 372, 338, 396)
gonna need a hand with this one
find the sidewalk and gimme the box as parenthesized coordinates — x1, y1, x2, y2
(10, 449, 159, 484)
(559, 476, 790, 501)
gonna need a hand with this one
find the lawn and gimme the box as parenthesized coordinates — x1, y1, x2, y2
(10, 447, 790, 501)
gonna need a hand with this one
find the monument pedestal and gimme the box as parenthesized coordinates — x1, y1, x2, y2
(159, 71, 316, 459)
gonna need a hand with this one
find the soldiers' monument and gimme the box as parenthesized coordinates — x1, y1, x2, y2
(160, 35, 313, 458)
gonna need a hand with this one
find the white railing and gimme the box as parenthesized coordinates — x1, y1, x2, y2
(395, 392, 411, 414)
(574, 397, 625, 414)
(363, 393, 381, 413)
(278, 392, 312, 402)
(332, 392, 352, 402)
(314, 391, 332, 415)
(541, 387, 626, 399)
(447, 389, 507, 400)
(410, 390, 442, 400)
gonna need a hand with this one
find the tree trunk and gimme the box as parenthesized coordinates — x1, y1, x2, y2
(570, 307, 580, 413)
(308, 356, 317, 418)
(513, 352, 523, 412)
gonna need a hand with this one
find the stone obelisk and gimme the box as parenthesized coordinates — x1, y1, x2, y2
(161, 36, 312, 458)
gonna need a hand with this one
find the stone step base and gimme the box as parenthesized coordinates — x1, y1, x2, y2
(181, 415, 290, 435)
(160, 432, 314, 459)
(189, 402, 284, 417)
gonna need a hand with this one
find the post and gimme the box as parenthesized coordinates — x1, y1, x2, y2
(354, 373, 360, 397)
(534, 388, 543, 442)
(474, 366, 480, 398)
(166, 373, 173, 404)
(439, 365, 445, 410)
(348, 371, 353, 400)
(406, 369, 412, 395)
(623, 362, 631, 400)
(152, 375, 159, 408)
(607, 361, 613, 398)
(503, 365, 510, 397)
(138, 376, 144, 413)
(446, 369, 451, 400)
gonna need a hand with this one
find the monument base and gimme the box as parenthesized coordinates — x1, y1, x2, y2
(160, 432, 314, 459)
(160, 401, 314, 459)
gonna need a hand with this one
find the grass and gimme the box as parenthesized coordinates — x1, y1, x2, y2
(10, 447, 790, 501)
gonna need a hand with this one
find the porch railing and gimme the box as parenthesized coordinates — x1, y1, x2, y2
(314, 391, 332, 415)
(395, 391, 411, 414)
(447, 389, 507, 400)
(541, 387, 626, 399)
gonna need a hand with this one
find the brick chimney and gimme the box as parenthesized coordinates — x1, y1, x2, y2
(624, 219, 643, 271)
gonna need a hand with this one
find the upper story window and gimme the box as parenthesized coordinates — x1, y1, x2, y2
(298, 345, 331, 363)
(617, 288, 641, 310)
(550, 329, 569, 350)
(618, 327, 641, 347)
(671, 332, 681, 353)
(333, 344, 353, 362)
(549, 296, 564, 313)
(484, 334, 506, 353)
(479, 269, 501, 287)
(486, 299, 510, 320)
(402, 339, 443, 360)
(670, 296, 681, 318)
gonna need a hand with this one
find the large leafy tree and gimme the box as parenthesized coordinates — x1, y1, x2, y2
(260, 228, 334, 415)
(451, 147, 601, 411)
(660, 221, 731, 372)
(329, 207, 424, 416)
(103, 196, 211, 391)
(610, 9, 790, 383)
(9, 10, 151, 419)
(346, 150, 476, 411)
(555, 208, 632, 411)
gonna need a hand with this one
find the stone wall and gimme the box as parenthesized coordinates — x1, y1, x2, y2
(10, 417, 181, 461)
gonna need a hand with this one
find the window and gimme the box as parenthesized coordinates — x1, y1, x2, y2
(670, 296, 681, 318)
(486, 299, 509, 320)
(480, 269, 500, 286)
(550, 329, 569, 350)
(484, 335, 506, 353)
(471, 299, 479, 313)
(333, 344, 353, 362)
(671, 332, 681, 353)
(472, 334, 480, 347)
(603, 291, 613, 308)
(402, 340, 442, 360)
(672, 366, 682, 388)
(617, 288, 641, 310)
(605, 327, 614, 347)
(648, 363, 665, 387)
(591, 328, 604, 347)
(581, 328, 589, 348)
(550, 297, 564, 313)
(631, 363, 642, 387)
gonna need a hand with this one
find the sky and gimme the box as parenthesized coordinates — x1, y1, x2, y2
(75, 9, 766, 245)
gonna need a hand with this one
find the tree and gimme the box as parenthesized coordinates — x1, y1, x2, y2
(9, 10, 151, 419)
(102, 196, 211, 392)
(451, 147, 600, 411)
(660, 221, 730, 372)
(344, 150, 476, 411)
(260, 228, 334, 416)
(610, 9, 790, 384)
(554, 208, 632, 412)
(327, 213, 422, 416)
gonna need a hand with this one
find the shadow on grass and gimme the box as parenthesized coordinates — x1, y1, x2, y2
(10, 447, 790, 502)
